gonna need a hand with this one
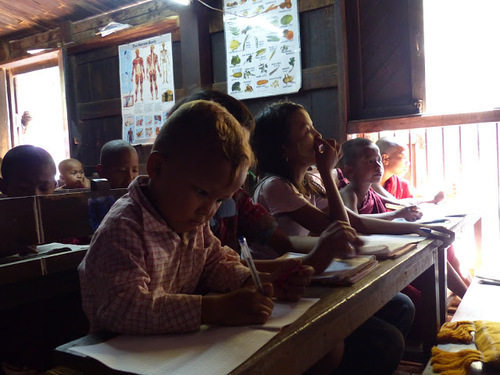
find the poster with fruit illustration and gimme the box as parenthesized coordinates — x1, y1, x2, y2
(224, 0, 301, 100)
(118, 33, 175, 145)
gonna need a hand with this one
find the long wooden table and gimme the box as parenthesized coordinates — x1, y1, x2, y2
(55, 238, 441, 375)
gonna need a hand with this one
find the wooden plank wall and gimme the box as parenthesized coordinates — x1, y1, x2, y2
(0, 0, 342, 174)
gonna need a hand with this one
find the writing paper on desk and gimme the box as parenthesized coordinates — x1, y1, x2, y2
(312, 255, 378, 285)
(69, 298, 318, 375)
(357, 234, 427, 259)
(283, 252, 378, 285)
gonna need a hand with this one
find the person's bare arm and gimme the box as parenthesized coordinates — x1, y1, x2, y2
(339, 186, 359, 214)
(314, 138, 349, 223)
(286, 203, 335, 236)
(346, 207, 453, 245)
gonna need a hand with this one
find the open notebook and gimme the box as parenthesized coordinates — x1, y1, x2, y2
(357, 234, 427, 259)
(285, 253, 378, 285)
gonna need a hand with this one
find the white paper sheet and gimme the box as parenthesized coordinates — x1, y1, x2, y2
(70, 298, 319, 375)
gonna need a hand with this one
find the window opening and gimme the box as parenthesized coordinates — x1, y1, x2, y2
(12, 65, 69, 169)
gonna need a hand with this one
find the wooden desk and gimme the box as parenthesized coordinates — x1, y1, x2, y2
(55, 238, 441, 375)
(0, 185, 127, 370)
(432, 213, 481, 327)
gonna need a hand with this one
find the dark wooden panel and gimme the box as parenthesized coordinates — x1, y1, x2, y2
(346, 0, 423, 120)
(348, 109, 500, 134)
(77, 116, 123, 172)
(79, 98, 121, 120)
(211, 31, 226, 84)
(0, 196, 39, 257)
(300, 6, 336, 69)
(38, 189, 127, 243)
(88, 56, 121, 101)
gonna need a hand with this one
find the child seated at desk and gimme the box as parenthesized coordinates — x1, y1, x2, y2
(56, 158, 90, 189)
(373, 136, 472, 296)
(337, 137, 422, 221)
(78, 100, 313, 335)
(373, 136, 445, 206)
(0, 145, 57, 197)
(168, 89, 358, 275)
(252, 101, 441, 374)
(96, 139, 139, 188)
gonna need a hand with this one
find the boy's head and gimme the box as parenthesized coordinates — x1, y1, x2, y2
(168, 89, 256, 135)
(58, 158, 85, 188)
(0, 145, 56, 197)
(147, 100, 254, 233)
(97, 140, 139, 188)
(339, 137, 383, 184)
(375, 137, 409, 177)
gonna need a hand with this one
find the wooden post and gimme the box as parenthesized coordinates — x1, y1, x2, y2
(179, 2, 213, 92)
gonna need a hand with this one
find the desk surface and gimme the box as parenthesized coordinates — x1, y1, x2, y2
(56, 238, 440, 375)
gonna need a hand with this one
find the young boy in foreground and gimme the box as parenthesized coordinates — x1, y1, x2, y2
(79, 100, 313, 334)
(57, 158, 90, 189)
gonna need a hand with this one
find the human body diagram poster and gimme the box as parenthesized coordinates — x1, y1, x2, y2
(223, 0, 301, 100)
(118, 34, 174, 145)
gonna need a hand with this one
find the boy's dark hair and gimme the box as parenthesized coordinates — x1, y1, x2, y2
(154, 100, 253, 179)
(1, 145, 55, 182)
(253, 100, 325, 197)
(339, 137, 374, 168)
(167, 89, 256, 135)
(100, 140, 137, 166)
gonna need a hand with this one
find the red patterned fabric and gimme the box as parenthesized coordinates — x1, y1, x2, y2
(210, 188, 277, 252)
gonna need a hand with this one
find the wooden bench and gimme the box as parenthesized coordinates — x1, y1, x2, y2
(422, 276, 500, 374)
(0, 182, 127, 371)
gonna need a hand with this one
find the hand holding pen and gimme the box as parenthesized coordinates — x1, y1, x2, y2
(239, 236, 313, 301)
(239, 236, 265, 293)
(270, 258, 314, 302)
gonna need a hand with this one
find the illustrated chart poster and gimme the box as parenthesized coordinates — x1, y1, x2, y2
(224, 0, 301, 100)
(119, 33, 175, 145)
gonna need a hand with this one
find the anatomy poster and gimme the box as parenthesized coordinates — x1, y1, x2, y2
(119, 33, 174, 145)
(224, 0, 301, 100)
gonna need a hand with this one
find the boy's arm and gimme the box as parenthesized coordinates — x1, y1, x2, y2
(81, 228, 204, 334)
(339, 186, 359, 214)
(81, 222, 248, 334)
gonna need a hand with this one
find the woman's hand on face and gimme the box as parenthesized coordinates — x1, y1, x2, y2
(314, 138, 341, 174)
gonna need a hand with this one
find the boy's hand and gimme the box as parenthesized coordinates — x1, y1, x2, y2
(304, 221, 361, 274)
(432, 191, 445, 204)
(201, 285, 274, 326)
(314, 138, 341, 175)
(266, 258, 314, 302)
(82, 176, 91, 189)
(395, 206, 423, 221)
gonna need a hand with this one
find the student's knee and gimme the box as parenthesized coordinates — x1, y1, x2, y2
(374, 292, 415, 337)
(335, 317, 405, 375)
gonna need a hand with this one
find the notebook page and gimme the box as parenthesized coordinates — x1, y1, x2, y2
(358, 234, 426, 255)
(70, 298, 318, 375)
